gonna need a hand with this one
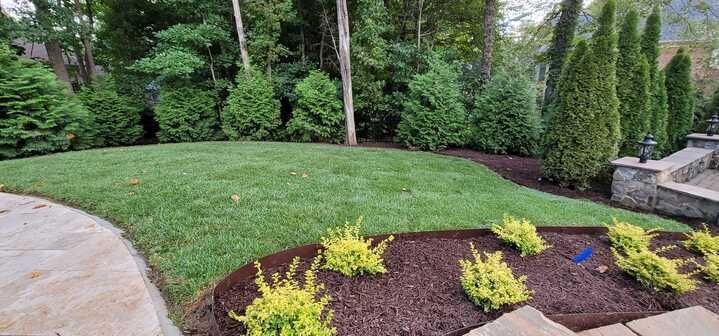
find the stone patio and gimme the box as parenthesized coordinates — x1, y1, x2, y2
(0, 193, 180, 336)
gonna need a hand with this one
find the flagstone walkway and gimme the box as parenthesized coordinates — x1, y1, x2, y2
(0, 193, 180, 336)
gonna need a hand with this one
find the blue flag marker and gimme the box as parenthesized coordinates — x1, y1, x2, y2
(572, 247, 593, 264)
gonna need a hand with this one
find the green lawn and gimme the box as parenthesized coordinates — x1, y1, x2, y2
(0, 142, 687, 310)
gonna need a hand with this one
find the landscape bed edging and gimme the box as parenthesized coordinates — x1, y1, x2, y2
(209, 227, 685, 336)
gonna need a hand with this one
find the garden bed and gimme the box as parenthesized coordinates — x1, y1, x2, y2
(209, 228, 719, 336)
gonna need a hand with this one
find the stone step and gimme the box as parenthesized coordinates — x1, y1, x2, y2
(578, 324, 638, 336)
(625, 306, 719, 336)
(464, 306, 577, 336)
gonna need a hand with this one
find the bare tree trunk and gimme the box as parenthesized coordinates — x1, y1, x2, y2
(416, 0, 423, 49)
(336, 0, 357, 146)
(479, 0, 496, 87)
(319, 29, 325, 68)
(75, 50, 89, 83)
(231, 0, 251, 73)
(32, 0, 73, 91)
(73, 0, 96, 80)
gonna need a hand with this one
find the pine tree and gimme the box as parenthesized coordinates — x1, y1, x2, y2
(617, 9, 650, 156)
(542, 0, 583, 119)
(665, 48, 694, 152)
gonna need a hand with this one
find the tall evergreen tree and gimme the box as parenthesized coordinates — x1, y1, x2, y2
(542, 0, 583, 118)
(641, 7, 661, 82)
(665, 48, 694, 152)
(640, 6, 669, 155)
(651, 70, 669, 156)
(617, 9, 650, 156)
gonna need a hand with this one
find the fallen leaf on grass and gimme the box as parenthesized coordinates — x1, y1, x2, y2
(0, 209, 8, 214)
(128, 192, 136, 196)
(231, 194, 240, 202)
(401, 188, 409, 192)
(128, 178, 140, 186)
(0, 184, 5, 192)
(595, 265, 609, 274)
(32, 204, 47, 209)
(289, 172, 298, 176)
(30, 271, 42, 279)
(302, 173, 310, 178)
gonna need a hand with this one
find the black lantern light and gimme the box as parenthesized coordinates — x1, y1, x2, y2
(637, 134, 657, 163)
(707, 115, 719, 136)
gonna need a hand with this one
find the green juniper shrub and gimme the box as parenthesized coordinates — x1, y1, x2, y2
(229, 256, 336, 336)
(607, 219, 657, 252)
(286, 70, 345, 143)
(397, 58, 468, 151)
(684, 226, 719, 256)
(77, 76, 143, 146)
(702, 254, 719, 284)
(222, 70, 281, 141)
(469, 71, 542, 156)
(612, 246, 698, 294)
(320, 218, 394, 277)
(492, 215, 549, 256)
(154, 85, 218, 143)
(0, 45, 96, 159)
(459, 245, 532, 312)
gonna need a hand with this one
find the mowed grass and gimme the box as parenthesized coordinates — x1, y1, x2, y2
(0, 142, 687, 308)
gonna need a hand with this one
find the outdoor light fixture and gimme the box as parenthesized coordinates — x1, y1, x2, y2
(707, 115, 719, 136)
(637, 134, 657, 164)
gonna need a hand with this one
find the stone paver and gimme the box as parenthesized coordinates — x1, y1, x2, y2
(0, 193, 180, 336)
(578, 324, 637, 336)
(464, 306, 577, 336)
(625, 306, 719, 336)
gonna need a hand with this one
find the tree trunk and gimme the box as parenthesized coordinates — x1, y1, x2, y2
(75, 50, 89, 83)
(231, 0, 251, 73)
(336, 0, 357, 146)
(32, 0, 73, 91)
(416, 0, 423, 49)
(479, 0, 496, 87)
(73, 0, 96, 81)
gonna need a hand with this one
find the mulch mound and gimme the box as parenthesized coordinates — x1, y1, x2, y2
(211, 233, 719, 336)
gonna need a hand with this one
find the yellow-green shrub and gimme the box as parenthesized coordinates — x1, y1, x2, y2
(703, 254, 719, 284)
(607, 219, 657, 252)
(320, 218, 394, 277)
(491, 215, 549, 256)
(229, 257, 336, 336)
(684, 227, 719, 256)
(612, 247, 698, 294)
(459, 245, 532, 312)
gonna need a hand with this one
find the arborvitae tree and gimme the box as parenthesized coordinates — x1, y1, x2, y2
(397, 59, 468, 151)
(693, 91, 707, 133)
(154, 85, 218, 143)
(707, 89, 719, 119)
(651, 71, 670, 156)
(222, 70, 281, 141)
(665, 48, 694, 152)
(617, 9, 650, 156)
(0, 45, 95, 159)
(589, 0, 621, 165)
(286, 70, 345, 143)
(77, 77, 143, 146)
(542, 0, 620, 188)
(542, 0, 583, 118)
(641, 7, 661, 82)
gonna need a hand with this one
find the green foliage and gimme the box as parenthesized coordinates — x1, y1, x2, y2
(243, 0, 296, 73)
(684, 227, 719, 256)
(640, 6, 662, 83)
(470, 71, 542, 156)
(542, 0, 583, 117)
(229, 257, 336, 336)
(77, 77, 143, 146)
(492, 215, 549, 256)
(607, 219, 658, 252)
(222, 71, 280, 141)
(154, 85, 218, 143)
(287, 70, 344, 143)
(650, 71, 670, 156)
(613, 247, 698, 294)
(459, 246, 532, 312)
(320, 218, 394, 277)
(132, 48, 205, 78)
(617, 9, 650, 156)
(273, 61, 314, 104)
(641, 6, 669, 156)
(543, 0, 620, 188)
(703, 254, 719, 284)
(0, 45, 95, 159)
(665, 48, 695, 152)
(397, 59, 468, 151)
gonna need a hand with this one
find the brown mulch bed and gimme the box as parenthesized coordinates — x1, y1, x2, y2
(210, 232, 719, 336)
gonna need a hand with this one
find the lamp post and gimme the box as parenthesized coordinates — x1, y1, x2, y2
(707, 115, 719, 136)
(637, 134, 657, 164)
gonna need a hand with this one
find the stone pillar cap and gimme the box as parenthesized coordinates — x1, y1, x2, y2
(610, 157, 675, 172)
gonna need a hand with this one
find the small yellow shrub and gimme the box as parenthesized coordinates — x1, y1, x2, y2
(607, 219, 657, 252)
(684, 227, 719, 256)
(491, 215, 549, 256)
(459, 244, 532, 312)
(229, 257, 336, 336)
(320, 218, 394, 277)
(702, 254, 719, 284)
(612, 247, 698, 294)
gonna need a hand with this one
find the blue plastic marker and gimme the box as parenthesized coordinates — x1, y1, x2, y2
(572, 246, 593, 264)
